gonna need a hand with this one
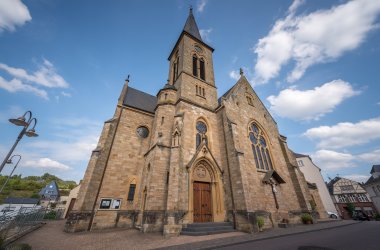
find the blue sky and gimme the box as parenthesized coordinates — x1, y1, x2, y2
(0, 0, 379, 183)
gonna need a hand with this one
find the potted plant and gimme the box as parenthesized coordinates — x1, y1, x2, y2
(257, 216, 265, 231)
(301, 213, 313, 224)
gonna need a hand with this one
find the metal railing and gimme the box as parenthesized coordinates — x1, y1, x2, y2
(0, 207, 64, 244)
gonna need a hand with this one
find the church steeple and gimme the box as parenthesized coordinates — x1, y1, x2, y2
(166, 8, 218, 109)
(183, 7, 203, 42)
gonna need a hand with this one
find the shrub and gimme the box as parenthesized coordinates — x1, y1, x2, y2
(257, 216, 265, 229)
(301, 213, 313, 224)
(374, 213, 380, 221)
(44, 210, 57, 220)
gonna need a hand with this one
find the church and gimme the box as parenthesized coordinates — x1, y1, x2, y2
(65, 9, 326, 236)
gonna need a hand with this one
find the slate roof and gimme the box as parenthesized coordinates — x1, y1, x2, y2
(39, 181, 60, 200)
(123, 87, 157, 114)
(4, 197, 39, 204)
(183, 8, 203, 42)
(371, 165, 380, 174)
(293, 152, 309, 158)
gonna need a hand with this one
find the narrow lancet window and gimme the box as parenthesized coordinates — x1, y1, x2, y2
(193, 56, 198, 77)
(200, 59, 205, 80)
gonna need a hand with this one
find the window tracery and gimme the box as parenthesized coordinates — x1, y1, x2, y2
(249, 122, 273, 171)
(196, 120, 208, 148)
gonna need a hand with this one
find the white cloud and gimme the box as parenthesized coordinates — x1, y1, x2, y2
(0, 0, 31, 32)
(0, 76, 48, 100)
(304, 117, 380, 149)
(200, 28, 212, 42)
(197, 0, 208, 13)
(254, 0, 380, 83)
(61, 91, 71, 97)
(0, 59, 69, 88)
(342, 174, 370, 183)
(358, 149, 380, 163)
(267, 80, 359, 121)
(0, 59, 69, 99)
(312, 149, 356, 170)
(229, 70, 240, 81)
(24, 158, 71, 171)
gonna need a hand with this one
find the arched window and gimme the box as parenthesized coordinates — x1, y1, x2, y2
(249, 122, 273, 171)
(193, 56, 198, 77)
(200, 59, 205, 80)
(196, 120, 208, 148)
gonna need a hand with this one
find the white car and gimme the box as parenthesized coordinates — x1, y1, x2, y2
(327, 211, 339, 219)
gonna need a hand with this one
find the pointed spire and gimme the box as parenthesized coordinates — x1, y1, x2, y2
(183, 6, 203, 41)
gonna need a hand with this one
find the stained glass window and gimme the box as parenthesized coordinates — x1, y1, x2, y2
(196, 121, 208, 148)
(249, 122, 273, 171)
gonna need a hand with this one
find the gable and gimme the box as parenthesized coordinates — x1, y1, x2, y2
(219, 75, 276, 126)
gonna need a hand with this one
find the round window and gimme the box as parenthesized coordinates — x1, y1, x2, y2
(196, 121, 207, 134)
(137, 126, 149, 138)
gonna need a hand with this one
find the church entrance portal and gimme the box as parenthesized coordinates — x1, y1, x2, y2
(193, 182, 212, 222)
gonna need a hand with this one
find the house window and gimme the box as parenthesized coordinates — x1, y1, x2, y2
(193, 56, 198, 77)
(127, 184, 136, 201)
(249, 122, 273, 171)
(297, 160, 304, 167)
(340, 185, 354, 192)
(200, 59, 205, 80)
(100, 199, 112, 209)
(196, 121, 208, 148)
(337, 194, 347, 203)
(357, 193, 369, 202)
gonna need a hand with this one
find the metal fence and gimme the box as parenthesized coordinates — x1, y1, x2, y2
(0, 207, 64, 244)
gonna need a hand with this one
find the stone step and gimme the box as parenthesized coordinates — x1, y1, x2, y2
(185, 222, 232, 228)
(182, 225, 234, 232)
(181, 229, 235, 236)
(181, 222, 235, 236)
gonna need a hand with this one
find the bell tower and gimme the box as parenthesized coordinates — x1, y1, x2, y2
(167, 7, 218, 110)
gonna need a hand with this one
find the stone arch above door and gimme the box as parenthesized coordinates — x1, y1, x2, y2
(192, 160, 214, 182)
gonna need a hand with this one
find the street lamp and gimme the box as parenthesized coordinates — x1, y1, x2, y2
(0, 111, 38, 173)
(0, 155, 21, 194)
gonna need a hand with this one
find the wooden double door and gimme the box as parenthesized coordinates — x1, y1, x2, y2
(193, 182, 212, 222)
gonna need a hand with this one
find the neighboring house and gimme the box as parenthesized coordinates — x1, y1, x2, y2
(63, 184, 81, 219)
(364, 165, 380, 214)
(65, 9, 324, 236)
(327, 177, 377, 219)
(39, 181, 60, 207)
(294, 153, 338, 217)
(0, 197, 39, 214)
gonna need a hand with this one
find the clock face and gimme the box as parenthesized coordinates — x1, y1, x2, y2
(194, 45, 203, 53)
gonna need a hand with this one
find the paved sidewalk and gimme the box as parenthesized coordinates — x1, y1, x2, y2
(158, 220, 360, 250)
(9, 220, 359, 250)
(9, 221, 245, 250)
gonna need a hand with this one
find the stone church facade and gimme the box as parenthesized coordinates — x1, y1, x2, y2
(65, 9, 326, 236)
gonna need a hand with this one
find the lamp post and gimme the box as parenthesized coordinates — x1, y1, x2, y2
(0, 111, 38, 173)
(0, 155, 21, 194)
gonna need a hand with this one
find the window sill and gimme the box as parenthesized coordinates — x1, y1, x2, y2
(196, 94, 206, 99)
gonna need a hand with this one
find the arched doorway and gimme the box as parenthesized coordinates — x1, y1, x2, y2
(189, 159, 224, 223)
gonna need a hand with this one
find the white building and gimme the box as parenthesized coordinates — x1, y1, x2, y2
(294, 153, 338, 217)
(0, 197, 39, 214)
(364, 165, 380, 215)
